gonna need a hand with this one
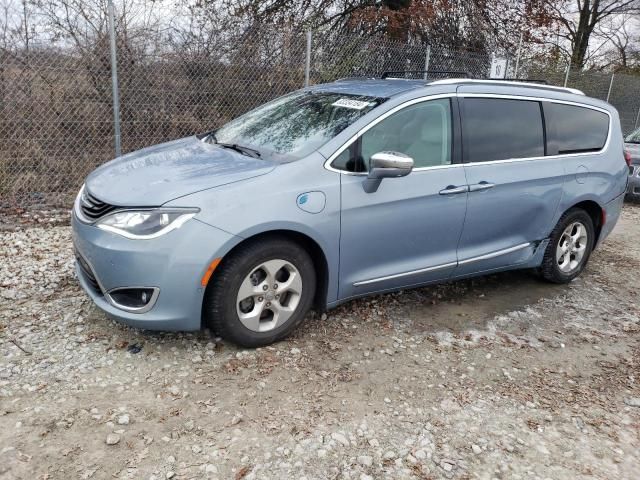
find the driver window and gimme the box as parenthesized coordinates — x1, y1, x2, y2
(332, 98, 452, 172)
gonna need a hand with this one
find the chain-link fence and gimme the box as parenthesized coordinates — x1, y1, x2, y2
(1, 28, 639, 208)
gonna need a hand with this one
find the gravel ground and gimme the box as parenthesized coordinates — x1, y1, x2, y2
(1, 205, 640, 480)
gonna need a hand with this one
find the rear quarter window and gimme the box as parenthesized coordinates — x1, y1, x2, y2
(543, 103, 609, 155)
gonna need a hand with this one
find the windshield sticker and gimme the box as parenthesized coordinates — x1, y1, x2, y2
(332, 98, 372, 110)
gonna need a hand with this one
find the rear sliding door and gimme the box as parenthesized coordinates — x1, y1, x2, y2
(454, 91, 566, 276)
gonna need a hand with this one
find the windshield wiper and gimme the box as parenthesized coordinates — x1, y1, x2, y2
(216, 142, 262, 158)
(200, 130, 262, 158)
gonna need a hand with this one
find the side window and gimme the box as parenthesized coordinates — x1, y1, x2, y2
(331, 98, 452, 172)
(462, 98, 544, 162)
(543, 103, 609, 155)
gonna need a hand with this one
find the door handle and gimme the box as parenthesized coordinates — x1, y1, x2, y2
(439, 185, 468, 195)
(468, 182, 495, 192)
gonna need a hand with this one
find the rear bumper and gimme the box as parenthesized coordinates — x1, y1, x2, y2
(72, 213, 239, 331)
(597, 191, 625, 248)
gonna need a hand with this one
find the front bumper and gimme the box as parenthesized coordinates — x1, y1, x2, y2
(72, 213, 239, 331)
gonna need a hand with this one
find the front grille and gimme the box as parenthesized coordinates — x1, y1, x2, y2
(75, 250, 102, 294)
(80, 189, 117, 221)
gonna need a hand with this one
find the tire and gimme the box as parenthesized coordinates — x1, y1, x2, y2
(539, 208, 595, 284)
(204, 236, 316, 347)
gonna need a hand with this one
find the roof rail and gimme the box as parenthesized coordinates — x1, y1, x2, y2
(428, 78, 585, 95)
(334, 76, 377, 82)
(500, 78, 548, 84)
(381, 70, 470, 79)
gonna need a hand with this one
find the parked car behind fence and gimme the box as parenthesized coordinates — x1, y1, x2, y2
(625, 127, 640, 200)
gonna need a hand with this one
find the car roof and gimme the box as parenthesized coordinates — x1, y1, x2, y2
(309, 78, 426, 98)
(310, 77, 587, 99)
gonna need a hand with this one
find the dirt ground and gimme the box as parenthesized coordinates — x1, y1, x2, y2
(1, 204, 639, 480)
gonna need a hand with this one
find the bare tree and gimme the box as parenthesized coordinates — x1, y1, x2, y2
(593, 13, 640, 70)
(187, 0, 556, 53)
(0, 0, 34, 51)
(542, 0, 640, 69)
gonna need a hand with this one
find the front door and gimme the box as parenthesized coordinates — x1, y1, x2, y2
(336, 97, 468, 299)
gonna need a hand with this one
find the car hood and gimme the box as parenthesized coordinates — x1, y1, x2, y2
(85, 136, 276, 206)
(625, 142, 640, 164)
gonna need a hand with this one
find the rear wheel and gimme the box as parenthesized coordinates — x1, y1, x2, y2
(204, 237, 316, 347)
(539, 208, 595, 284)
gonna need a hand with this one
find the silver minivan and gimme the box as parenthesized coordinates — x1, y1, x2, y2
(72, 78, 629, 346)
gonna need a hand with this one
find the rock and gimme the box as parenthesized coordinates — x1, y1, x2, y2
(231, 414, 243, 425)
(291, 348, 301, 355)
(358, 455, 373, 467)
(317, 449, 327, 458)
(105, 433, 120, 445)
(368, 439, 380, 448)
(166, 472, 175, 479)
(184, 420, 195, 431)
(471, 444, 482, 455)
(383, 450, 396, 460)
(205, 464, 218, 473)
(536, 444, 550, 455)
(331, 432, 349, 446)
(2, 289, 17, 299)
(624, 397, 640, 407)
(441, 461, 454, 472)
(117, 414, 130, 425)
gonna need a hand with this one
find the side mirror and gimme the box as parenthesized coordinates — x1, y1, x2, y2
(363, 151, 414, 193)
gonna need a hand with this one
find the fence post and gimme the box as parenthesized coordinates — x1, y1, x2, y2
(107, 0, 121, 157)
(635, 105, 640, 130)
(514, 30, 523, 78)
(423, 45, 431, 80)
(504, 53, 510, 79)
(606, 73, 615, 103)
(563, 62, 570, 87)
(304, 30, 312, 88)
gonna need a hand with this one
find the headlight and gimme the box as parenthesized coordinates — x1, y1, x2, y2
(73, 183, 85, 212)
(96, 208, 199, 239)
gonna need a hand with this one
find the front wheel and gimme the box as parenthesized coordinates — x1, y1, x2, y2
(204, 237, 316, 347)
(539, 208, 595, 284)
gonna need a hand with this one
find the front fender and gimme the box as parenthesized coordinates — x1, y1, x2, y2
(165, 157, 342, 304)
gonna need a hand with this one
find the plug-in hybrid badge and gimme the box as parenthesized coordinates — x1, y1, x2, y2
(296, 191, 326, 214)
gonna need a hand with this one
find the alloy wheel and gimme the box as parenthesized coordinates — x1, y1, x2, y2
(555, 221, 588, 274)
(236, 259, 302, 332)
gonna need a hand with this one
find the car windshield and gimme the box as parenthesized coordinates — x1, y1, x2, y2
(626, 127, 640, 144)
(212, 91, 385, 161)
